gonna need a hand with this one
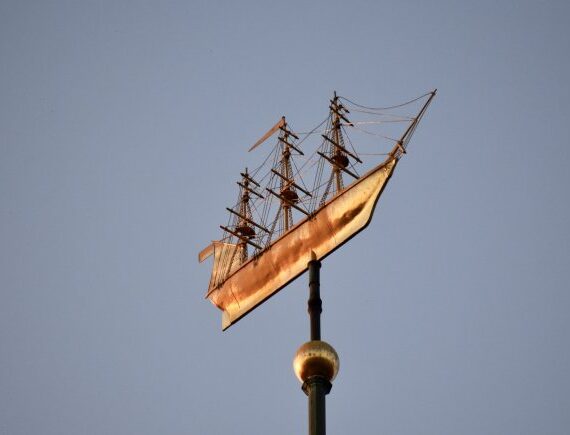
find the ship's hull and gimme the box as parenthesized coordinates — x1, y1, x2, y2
(207, 156, 399, 329)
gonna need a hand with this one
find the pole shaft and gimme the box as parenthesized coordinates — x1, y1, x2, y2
(306, 259, 327, 434)
(308, 260, 322, 341)
(306, 378, 327, 435)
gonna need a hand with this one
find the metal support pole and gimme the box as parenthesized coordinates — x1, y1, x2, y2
(294, 258, 338, 435)
(305, 259, 327, 435)
(302, 376, 331, 435)
(308, 259, 322, 341)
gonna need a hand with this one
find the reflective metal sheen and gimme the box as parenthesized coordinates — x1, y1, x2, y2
(293, 340, 339, 383)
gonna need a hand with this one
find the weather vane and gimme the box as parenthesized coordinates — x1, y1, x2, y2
(199, 90, 436, 434)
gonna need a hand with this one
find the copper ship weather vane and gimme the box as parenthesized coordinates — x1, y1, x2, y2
(199, 90, 436, 434)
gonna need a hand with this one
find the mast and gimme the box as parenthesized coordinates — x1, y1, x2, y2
(280, 127, 293, 232)
(319, 92, 359, 206)
(265, 117, 307, 238)
(237, 169, 254, 262)
(220, 169, 260, 268)
(278, 119, 303, 232)
(332, 91, 343, 193)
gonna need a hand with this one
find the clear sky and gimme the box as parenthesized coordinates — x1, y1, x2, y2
(1, 1, 569, 434)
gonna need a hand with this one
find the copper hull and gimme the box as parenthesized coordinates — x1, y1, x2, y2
(206, 156, 399, 329)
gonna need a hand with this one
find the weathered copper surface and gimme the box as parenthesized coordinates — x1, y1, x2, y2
(204, 155, 399, 329)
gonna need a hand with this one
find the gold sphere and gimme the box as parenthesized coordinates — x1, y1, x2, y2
(293, 340, 339, 383)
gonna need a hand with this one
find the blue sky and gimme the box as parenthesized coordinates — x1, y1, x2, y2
(1, 1, 569, 434)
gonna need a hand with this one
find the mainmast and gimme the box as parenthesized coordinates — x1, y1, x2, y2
(278, 120, 300, 232)
(266, 117, 310, 239)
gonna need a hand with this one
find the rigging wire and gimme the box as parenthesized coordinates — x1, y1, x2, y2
(349, 108, 415, 117)
(295, 115, 329, 146)
(341, 125, 361, 158)
(348, 118, 413, 124)
(339, 91, 431, 111)
(351, 124, 400, 142)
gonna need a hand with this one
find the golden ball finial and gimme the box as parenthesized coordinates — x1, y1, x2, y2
(293, 340, 339, 383)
